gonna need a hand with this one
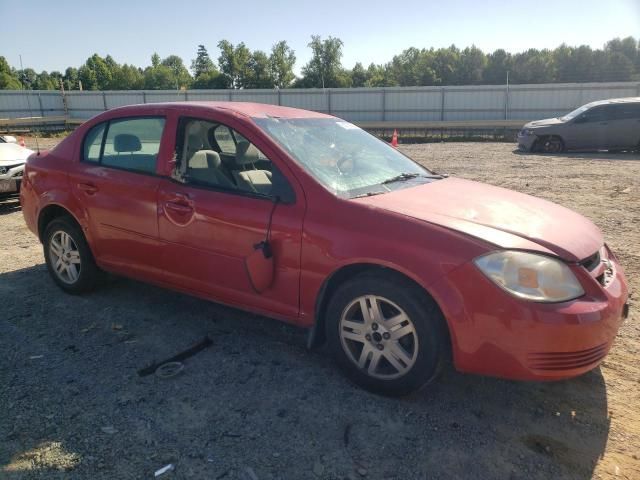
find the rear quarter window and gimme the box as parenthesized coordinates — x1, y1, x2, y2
(83, 122, 107, 162)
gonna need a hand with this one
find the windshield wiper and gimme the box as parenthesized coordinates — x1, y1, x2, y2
(381, 172, 443, 185)
(381, 173, 421, 184)
(350, 191, 386, 199)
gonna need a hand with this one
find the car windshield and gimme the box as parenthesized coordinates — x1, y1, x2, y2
(560, 104, 594, 121)
(253, 117, 437, 198)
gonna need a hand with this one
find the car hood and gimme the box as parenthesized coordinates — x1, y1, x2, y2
(353, 178, 602, 262)
(524, 117, 565, 128)
(0, 143, 33, 164)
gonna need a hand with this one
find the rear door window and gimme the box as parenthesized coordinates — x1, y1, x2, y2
(101, 117, 165, 174)
(609, 104, 640, 120)
(82, 117, 165, 174)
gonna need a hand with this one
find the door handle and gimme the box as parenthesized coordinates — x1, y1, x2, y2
(599, 122, 608, 126)
(164, 201, 193, 214)
(77, 183, 98, 194)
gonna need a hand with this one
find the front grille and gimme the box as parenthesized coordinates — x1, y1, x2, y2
(527, 343, 608, 371)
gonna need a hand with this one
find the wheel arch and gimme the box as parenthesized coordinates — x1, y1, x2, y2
(307, 262, 453, 357)
(37, 203, 83, 243)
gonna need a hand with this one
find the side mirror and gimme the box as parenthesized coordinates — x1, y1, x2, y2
(270, 166, 296, 204)
(1, 135, 17, 143)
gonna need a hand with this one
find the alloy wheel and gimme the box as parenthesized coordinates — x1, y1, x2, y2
(48, 230, 81, 284)
(541, 137, 563, 153)
(339, 295, 419, 380)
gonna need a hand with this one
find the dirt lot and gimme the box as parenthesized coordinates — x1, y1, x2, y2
(1, 141, 639, 480)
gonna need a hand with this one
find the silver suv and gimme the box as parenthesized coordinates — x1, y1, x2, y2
(517, 97, 640, 153)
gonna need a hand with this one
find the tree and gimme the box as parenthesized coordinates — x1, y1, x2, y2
(246, 50, 274, 89)
(0, 56, 21, 89)
(484, 49, 512, 84)
(269, 41, 296, 88)
(387, 48, 437, 86)
(191, 44, 216, 77)
(111, 64, 144, 90)
(351, 62, 368, 87)
(366, 63, 389, 87)
(161, 55, 192, 88)
(192, 70, 227, 89)
(511, 49, 556, 84)
(63, 67, 79, 90)
(33, 71, 58, 90)
(432, 46, 460, 85)
(144, 64, 175, 90)
(299, 35, 350, 88)
(217, 40, 252, 88)
(457, 46, 486, 84)
(605, 52, 634, 81)
(17, 68, 38, 89)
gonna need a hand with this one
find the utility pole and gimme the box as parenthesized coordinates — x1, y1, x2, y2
(504, 70, 510, 120)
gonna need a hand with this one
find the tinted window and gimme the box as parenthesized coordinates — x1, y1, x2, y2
(83, 122, 106, 163)
(608, 104, 640, 120)
(580, 106, 608, 123)
(101, 118, 165, 174)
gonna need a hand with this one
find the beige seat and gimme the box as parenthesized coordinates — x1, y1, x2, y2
(188, 150, 234, 188)
(233, 141, 272, 195)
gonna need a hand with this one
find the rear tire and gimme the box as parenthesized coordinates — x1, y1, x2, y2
(325, 272, 447, 396)
(43, 216, 102, 294)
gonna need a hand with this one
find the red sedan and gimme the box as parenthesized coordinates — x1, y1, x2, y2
(20, 102, 629, 395)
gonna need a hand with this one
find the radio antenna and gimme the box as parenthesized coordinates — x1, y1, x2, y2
(19, 54, 40, 155)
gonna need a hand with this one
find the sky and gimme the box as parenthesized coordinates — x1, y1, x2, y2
(1, 0, 639, 75)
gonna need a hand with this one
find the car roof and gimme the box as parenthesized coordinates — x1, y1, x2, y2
(586, 97, 640, 108)
(106, 101, 334, 120)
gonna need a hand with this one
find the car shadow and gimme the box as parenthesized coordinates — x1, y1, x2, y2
(513, 148, 640, 161)
(0, 196, 21, 215)
(0, 265, 610, 479)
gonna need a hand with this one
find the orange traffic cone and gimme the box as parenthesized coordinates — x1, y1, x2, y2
(391, 129, 398, 148)
(19, 136, 26, 147)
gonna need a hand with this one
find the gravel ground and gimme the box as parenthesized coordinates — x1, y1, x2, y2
(1, 140, 639, 480)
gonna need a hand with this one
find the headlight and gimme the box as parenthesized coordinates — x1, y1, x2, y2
(474, 251, 584, 303)
(520, 129, 535, 136)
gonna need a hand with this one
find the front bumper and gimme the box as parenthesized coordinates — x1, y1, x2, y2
(431, 247, 629, 381)
(0, 163, 24, 195)
(516, 132, 538, 152)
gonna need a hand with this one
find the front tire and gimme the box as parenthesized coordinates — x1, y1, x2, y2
(43, 216, 102, 294)
(325, 272, 447, 396)
(535, 136, 564, 154)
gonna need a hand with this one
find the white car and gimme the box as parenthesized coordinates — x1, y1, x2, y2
(0, 136, 33, 196)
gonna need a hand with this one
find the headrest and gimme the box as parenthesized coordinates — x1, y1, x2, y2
(187, 133, 204, 152)
(236, 141, 261, 165)
(114, 134, 141, 152)
(190, 150, 221, 169)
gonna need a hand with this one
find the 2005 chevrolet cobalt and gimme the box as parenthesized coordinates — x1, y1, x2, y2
(20, 102, 629, 395)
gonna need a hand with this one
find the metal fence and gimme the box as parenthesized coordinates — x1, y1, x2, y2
(1, 81, 639, 123)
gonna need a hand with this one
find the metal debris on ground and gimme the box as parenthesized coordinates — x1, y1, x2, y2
(137, 336, 213, 377)
(155, 361, 184, 379)
(154, 464, 175, 477)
